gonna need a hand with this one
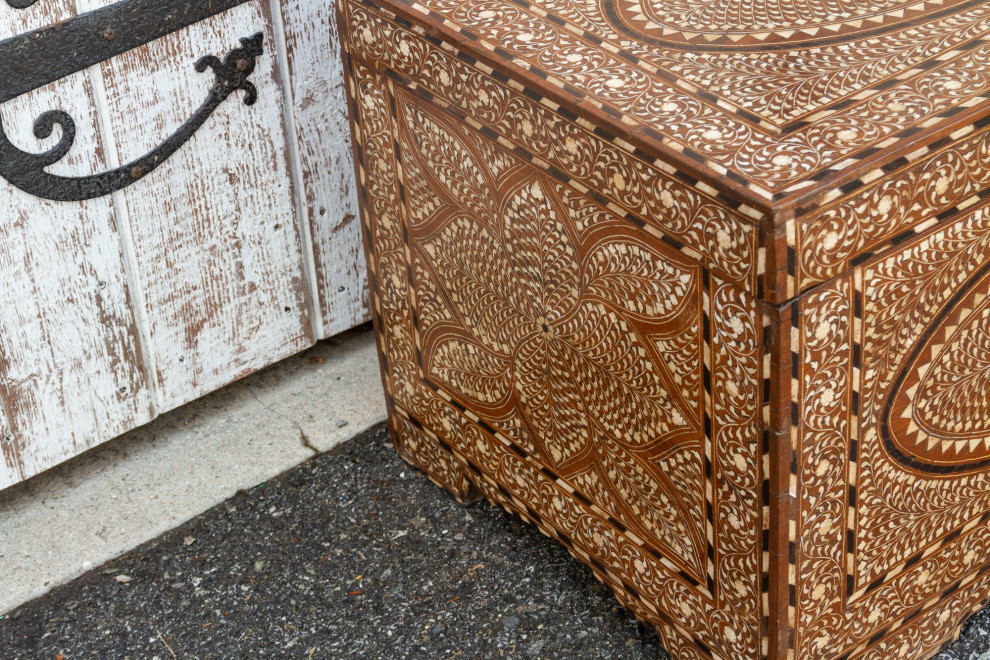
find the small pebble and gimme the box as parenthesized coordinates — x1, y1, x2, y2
(114, 575, 131, 583)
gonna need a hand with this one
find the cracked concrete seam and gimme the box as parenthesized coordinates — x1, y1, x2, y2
(245, 387, 319, 456)
(299, 430, 319, 455)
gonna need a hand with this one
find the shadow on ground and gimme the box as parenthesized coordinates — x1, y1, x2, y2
(2, 423, 989, 659)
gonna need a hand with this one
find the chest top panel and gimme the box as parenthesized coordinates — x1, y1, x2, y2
(375, 0, 990, 205)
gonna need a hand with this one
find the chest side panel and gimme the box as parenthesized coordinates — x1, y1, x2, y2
(793, 200, 990, 659)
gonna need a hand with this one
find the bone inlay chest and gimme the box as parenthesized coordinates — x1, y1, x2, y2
(337, 1, 990, 657)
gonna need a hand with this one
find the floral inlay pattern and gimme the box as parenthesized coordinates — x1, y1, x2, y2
(911, 305, 990, 445)
(795, 205, 990, 660)
(367, 0, 990, 195)
(396, 97, 710, 577)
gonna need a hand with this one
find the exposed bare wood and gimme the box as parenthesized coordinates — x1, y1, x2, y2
(0, 0, 73, 39)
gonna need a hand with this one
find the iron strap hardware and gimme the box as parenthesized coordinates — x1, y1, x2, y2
(0, 0, 261, 201)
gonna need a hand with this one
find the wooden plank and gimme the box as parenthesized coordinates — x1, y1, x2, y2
(0, 66, 153, 488)
(275, 0, 369, 338)
(77, 0, 314, 413)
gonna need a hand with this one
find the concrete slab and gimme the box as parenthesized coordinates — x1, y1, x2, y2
(0, 325, 386, 616)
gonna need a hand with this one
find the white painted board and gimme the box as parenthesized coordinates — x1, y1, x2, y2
(275, 0, 369, 338)
(0, 6, 154, 488)
(77, 0, 315, 413)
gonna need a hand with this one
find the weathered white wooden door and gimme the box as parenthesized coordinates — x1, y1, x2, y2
(0, 0, 367, 489)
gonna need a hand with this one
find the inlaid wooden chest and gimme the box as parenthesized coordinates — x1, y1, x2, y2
(338, 1, 990, 658)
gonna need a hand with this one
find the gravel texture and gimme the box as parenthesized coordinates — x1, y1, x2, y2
(1, 422, 988, 659)
(0, 424, 662, 659)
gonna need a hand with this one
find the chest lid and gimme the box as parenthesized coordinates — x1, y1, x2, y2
(342, 0, 990, 302)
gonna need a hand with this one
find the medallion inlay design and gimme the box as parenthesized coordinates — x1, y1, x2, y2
(343, 0, 990, 655)
(346, 54, 765, 657)
(795, 206, 990, 660)
(609, 0, 972, 48)
(883, 266, 990, 473)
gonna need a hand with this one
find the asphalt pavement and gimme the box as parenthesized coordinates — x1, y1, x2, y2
(1, 424, 989, 659)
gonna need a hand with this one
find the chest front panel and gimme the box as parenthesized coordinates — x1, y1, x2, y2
(347, 50, 767, 658)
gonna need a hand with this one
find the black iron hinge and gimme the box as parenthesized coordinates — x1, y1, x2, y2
(0, 0, 263, 201)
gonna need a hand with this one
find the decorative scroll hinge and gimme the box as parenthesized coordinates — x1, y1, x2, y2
(0, 0, 261, 201)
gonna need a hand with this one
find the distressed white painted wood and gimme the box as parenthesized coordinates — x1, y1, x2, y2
(275, 0, 369, 338)
(0, 70, 153, 490)
(0, 0, 73, 39)
(76, 0, 315, 413)
(0, 0, 369, 488)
